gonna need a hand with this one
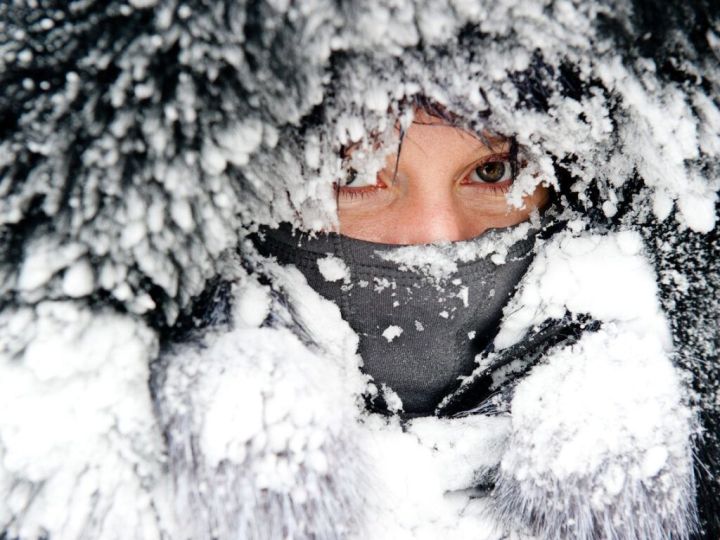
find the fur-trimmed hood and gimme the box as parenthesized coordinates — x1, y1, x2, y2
(0, 0, 718, 538)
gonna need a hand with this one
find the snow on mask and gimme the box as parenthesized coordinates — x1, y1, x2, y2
(254, 222, 540, 415)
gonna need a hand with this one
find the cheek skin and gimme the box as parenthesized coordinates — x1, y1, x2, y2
(460, 183, 550, 223)
(338, 183, 551, 244)
(337, 205, 397, 243)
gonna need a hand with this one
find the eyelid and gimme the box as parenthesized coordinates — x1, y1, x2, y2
(334, 174, 389, 197)
(474, 151, 511, 165)
(340, 168, 388, 189)
(460, 152, 512, 179)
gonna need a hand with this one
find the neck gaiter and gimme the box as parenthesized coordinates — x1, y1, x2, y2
(253, 221, 540, 416)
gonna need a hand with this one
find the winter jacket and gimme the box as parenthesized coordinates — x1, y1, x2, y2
(148, 223, 700, 540)
(0, 1, 718, 539)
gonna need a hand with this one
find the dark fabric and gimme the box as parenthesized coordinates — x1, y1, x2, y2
(254, 222, 540, 415)
(437, 313, 602, 418)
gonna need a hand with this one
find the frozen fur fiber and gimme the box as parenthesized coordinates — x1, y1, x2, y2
(486, 231, 700, 540)
(155, 327, 368, 539)
(1, 0, 719, 539)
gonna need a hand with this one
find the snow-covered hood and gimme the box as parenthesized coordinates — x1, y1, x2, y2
(1, 0, 719, 538)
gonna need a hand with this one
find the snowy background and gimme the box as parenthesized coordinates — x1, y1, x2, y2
(0, 0, 719, 538)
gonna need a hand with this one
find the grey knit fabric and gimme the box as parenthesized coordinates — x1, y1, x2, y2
(255, 224, 538, 414)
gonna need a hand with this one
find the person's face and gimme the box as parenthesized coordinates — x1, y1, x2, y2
(336, 110, 549, 244)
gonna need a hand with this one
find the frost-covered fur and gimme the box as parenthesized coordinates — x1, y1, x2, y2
(451, 334, 693, 540)
(1, 0, 718, 538)
(493, 327, 696, 539)
(2, 233, 699, 539)
(488, 231, 698, 539)
(153, 232, 696, 540)
(142, 236, 697, 540)
(0, 303, 164, 539)
(156, 327, 368, 540)
(151, 261, 373, 539)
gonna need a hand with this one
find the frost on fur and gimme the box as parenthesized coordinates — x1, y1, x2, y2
(492, 328, 697, 539)
(154, 326, 368, 539)
(487, 231, 699, 539)
(0, 0, 718, 538)
(0, 303, 164, 540)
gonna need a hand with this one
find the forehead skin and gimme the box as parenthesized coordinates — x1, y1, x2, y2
(399, 110, 509, 180)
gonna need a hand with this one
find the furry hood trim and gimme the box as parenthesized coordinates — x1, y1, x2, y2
(0, 0, 718, 538)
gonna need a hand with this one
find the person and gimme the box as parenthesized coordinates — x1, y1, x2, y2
(242, 97, 698, 537)
(1, 1, 718, 540)
(253, 104, 555, 417)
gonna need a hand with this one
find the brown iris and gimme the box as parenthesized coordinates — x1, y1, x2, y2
(475, 161, 507, 183)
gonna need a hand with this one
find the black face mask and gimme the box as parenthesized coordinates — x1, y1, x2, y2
(253, 222, 540, 416)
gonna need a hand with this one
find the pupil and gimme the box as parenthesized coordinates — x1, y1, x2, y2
(479, 162, 505, 182)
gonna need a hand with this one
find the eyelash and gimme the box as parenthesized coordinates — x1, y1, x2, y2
(469, 182, 513, 195)
(461, 153, 515, 191)
(333, 182, 383, 199)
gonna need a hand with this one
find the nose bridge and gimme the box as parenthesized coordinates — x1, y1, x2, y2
(388, 121, 480, 244)
(397, 170, 466, 243)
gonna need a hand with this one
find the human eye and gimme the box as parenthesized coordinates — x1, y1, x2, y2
(335, 168, 387, 193)
(464, 155, 515, 186)
(336, 136, 391, 198)
(334, 167, 388, 199)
